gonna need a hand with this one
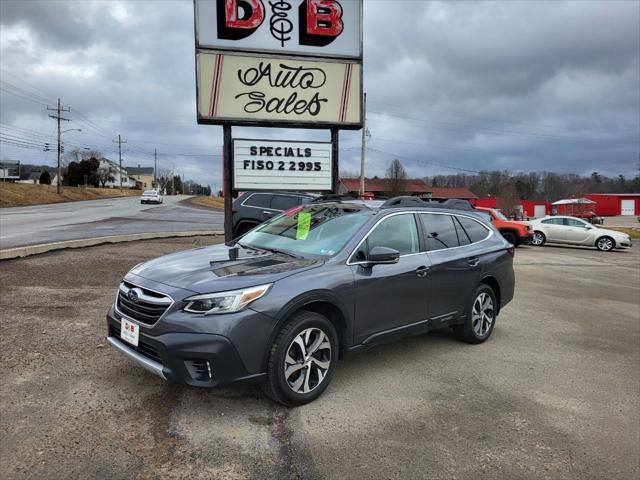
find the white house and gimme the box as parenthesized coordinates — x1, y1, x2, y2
(98, 158, 136, 188)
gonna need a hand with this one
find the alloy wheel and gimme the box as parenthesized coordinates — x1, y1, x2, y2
(284, 328, 332, 394)
(532, 232, 544, 246)
(597, 237, 613, 251)
(472, 292, 494, 337)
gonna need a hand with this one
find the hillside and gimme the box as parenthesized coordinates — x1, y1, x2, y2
(0, 183, 140, 208)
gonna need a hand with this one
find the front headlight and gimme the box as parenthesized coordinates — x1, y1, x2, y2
(183, 284, 272, 315)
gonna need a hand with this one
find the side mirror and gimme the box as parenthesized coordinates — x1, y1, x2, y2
(585, 225, 593, 229)
(367, 246, 400, 265)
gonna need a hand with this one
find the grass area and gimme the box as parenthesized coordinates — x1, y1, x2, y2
(0, 182, 141, 208)
(602, 226, 640, 239)
(185, 196, 225, 209)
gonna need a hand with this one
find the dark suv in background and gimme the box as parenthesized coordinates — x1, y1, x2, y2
(106, 197, 515, 406)
(232, 191, 317, 238)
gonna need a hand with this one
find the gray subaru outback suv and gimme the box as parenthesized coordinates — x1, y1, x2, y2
(107, 197, 515, 406)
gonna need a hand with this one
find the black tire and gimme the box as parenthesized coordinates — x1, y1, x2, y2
(454, 284, 497, 344)
(596, 236, 615, 252)
(501, 231, 517, 245)
(233, 222, 257, 239)
(262, 310, 338, 406)
(531, 231, 546, 246)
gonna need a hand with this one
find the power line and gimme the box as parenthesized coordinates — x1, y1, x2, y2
(367, 108, 621, 143)
(365, 146, 481, 174)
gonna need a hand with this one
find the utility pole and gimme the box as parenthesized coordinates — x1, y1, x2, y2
(359, 92, 368, 198)
(47, 98, 71, 194)
(154, 148, 157, 188)
(113, 134, 127, 190)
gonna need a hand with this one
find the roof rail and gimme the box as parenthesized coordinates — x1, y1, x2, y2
(380, 196, 474, 211)
(311, 194, 359, 203)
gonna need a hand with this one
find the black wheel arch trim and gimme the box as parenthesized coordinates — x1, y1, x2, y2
(479, 273, 502, 315)
(262, 290, 353, 370)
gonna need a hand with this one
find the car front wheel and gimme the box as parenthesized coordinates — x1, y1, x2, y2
(454, 284, 497, 344)
(501, 231, 517, 245)
(263, 311, 338, 406)
(596, 236, 615, 251)
(531, 231, 546, 246)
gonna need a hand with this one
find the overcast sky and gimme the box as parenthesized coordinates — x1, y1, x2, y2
(1, 0, 638, 188)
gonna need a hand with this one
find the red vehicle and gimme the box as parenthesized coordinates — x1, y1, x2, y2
(475, 207, 532, 246)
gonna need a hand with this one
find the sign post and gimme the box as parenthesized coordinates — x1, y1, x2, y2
(222, 124, 234, 243)
(194, 0, 363, 242)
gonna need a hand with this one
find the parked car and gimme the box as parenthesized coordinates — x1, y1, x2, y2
(141, 190, 163, 204)
(475, 207, 532, 246)
(106, 197, 515, 406)
(530, 216, 632, 251)
(231, 191, 317, 238)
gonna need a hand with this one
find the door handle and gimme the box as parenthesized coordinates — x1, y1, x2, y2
(263, 211, 273, 216)
(415, 266, 429, 277)
(467, 256, 480, 267)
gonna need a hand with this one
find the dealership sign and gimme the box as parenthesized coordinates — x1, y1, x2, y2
(197, 52, 361, 127)
(195, 0, 362, 59)
(233, 139, 332, 190)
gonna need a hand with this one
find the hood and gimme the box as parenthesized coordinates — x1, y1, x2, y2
(129, 243, 322, 294)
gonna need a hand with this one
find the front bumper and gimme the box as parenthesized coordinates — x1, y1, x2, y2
(519, 233, 533, 245)
(106, 312, 266, 387)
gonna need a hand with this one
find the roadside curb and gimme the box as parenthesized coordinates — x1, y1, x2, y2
(0, 230, 224, 260)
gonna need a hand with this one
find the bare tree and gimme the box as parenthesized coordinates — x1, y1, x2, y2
(96, 162, 117, 187)
(496, 183, 520, 218)
(385, 159, 407, 197)
(63, 148, 102, 167)
(156, 168, 173, 193)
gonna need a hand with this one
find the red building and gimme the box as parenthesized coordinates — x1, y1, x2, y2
(584, 194, 640, 216)
(339, 178, 477, 200)
(471, 198, 550, 218)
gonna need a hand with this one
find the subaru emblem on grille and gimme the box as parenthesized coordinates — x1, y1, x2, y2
(128, 289, 139, 303)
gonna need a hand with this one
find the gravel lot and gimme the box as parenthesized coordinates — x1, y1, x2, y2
(1, 237, 638, 479)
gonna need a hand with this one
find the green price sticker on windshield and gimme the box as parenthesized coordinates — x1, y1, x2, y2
(296, 212, 311, 240)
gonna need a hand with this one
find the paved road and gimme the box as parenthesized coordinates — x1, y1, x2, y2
(0, 239, 638, 479)
(0, 195, 223, 249)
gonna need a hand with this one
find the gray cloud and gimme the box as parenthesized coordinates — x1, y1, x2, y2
(1, 0, 638, 189)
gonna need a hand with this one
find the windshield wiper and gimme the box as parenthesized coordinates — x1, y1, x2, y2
(255, 246, 300, 258)
(236, 242, 298, 258)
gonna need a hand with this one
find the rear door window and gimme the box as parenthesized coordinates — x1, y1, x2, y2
(270, 195, 302, 211)
(565, 218, 587, 227)
(456, 216, 490, 243)
(243, 193, 271, 208)
(420, 214, 460, 251)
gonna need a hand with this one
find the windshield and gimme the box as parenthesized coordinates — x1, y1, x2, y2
(494, 210, 509, 221)
(240, 204, 370, 257)
(143, 191, 157, 196)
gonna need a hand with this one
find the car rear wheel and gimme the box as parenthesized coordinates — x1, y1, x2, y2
(531, 231, 546, 246)
(596, 236, 615, 251)
(263, 310, 338, 406)
(454, 284, 497, 344)
(501, 231, 517, 245)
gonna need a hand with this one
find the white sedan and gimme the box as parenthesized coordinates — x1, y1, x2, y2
(140, 190, 163, 204)
(530, 216, 632, 251)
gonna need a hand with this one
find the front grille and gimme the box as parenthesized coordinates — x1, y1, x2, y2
(109, 324, 162, 363)
(116, 281, 172, 325)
